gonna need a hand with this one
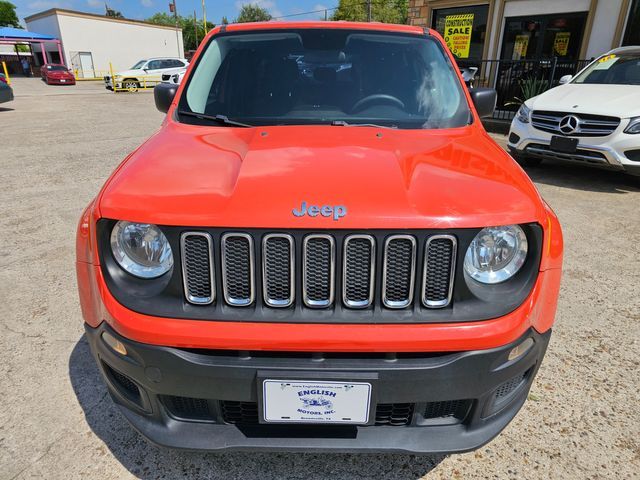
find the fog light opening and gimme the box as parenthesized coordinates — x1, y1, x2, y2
(508, 338, 534, 361)
(102, 331, 128, 356)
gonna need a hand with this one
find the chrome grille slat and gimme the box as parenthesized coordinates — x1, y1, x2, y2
(382, 235, 416, 309)
(182, 231, 457, 311)
(343, 235, 375, 308)
(221, 233, 255, 306)
(303, 234, 335, 308)
(181, 232, 215, 305)
(422, 235, 457, 308)
(531, 110, 620, 137)
(262, 234, 294, 307)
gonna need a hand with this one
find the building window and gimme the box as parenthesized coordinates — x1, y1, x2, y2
(501, 12, 588, 60)
(622, 0, 640, 46)
(431, 5, 489, 63)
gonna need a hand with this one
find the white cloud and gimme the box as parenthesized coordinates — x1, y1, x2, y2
(141, 0, 153, 7)
(86, 0, 102, 8)
(27, 0, 72, 10)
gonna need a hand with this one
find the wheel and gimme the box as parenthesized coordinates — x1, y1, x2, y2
(516, 155, 543, 167)
(123, 79, 139, 92)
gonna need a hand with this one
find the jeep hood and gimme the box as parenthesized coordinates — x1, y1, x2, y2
(528, 84, 640, 118)
(99, 122, 545, 229)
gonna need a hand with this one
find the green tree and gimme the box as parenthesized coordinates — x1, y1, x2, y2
(331, 0, 407, 24)
(0, 1, 20, 27)
(146, 12, 214, 51)
(235, 4, 272, 23)
(105, 6, 124, 18)
(221, 16, 229, 24)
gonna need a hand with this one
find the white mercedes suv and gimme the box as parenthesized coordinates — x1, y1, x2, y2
(508, 46, 640, 177)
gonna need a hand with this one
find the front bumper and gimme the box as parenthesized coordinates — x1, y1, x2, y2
(86, 322, 551, 454)
(508, 118, 640, 176)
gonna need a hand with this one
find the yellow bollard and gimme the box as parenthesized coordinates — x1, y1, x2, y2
(1, 61, 10, 85)
(109, 62, 116, 92)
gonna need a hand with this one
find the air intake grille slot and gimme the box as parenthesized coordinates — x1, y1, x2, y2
(343, 235, 375, 308)
(303, 235, 335, 307)
(375, 403, 415, 426)
(162, 395, 214, 421)
(181, 233, 214, 305)
(220, 401, 259, 424)
(222, 233, 254, 306)
(262, 234, 294, 307)
(423, 236, 456, 308)
(383, 236, 416, 308)
(102, 362, 141, 403)
(423, 399, 471, 422)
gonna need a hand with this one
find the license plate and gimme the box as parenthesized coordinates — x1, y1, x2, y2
(262, 380, 372, 424)
(60, 79, 66, 83)
(550, 135, 578, 153)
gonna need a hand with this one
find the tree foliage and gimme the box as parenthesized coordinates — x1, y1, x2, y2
(0, 1, 20, 27)
(235, 4, 272, 23)
(146, 12, 215, 52)
(331, 0, 407, 24)
(105, 6, 124, 18)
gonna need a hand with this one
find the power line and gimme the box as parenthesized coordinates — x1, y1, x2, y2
(272, 6, 340, 20)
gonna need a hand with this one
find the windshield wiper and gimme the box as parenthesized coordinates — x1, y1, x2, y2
(330, 120, 397, 129)
(178, 110, 252, 127)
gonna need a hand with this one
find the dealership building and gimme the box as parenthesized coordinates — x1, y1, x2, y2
(408, 0, 639, 63)
(23, 8, 184, 78)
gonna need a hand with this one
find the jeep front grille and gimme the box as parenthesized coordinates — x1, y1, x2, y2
(181, 231, 457, 311)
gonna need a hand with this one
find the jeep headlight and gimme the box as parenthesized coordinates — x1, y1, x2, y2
(515, 104, 531, 124)
(110, 221, 173, 278)
(464, 225, 528, 284)
(624, 116, 640, 134)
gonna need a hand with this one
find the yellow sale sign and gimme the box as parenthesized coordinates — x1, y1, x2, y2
(444, 14, 474, 59)
(554, 32, 570, 56)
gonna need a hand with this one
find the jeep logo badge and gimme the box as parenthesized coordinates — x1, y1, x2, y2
(292, 201, 347, 221)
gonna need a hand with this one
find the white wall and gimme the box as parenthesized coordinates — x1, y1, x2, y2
(26, 12, 183, 73)
(587, 0, 624, 57)
(503, 0, 591, 17)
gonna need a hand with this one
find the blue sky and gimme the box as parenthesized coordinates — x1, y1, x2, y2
(13, 0, 335, 25)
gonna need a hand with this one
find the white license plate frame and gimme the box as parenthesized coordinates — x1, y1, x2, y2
(262, 379, 372, 424)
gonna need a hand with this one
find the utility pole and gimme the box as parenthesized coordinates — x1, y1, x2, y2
(169, 0, 180, 56)
(324, 9, 328, 21)
(202, 0, 208, 34)
(367, 0, 372, 22)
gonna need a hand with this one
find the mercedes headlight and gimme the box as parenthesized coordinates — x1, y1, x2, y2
(624, 116, 640, 134)
(464, 225, 528, 284)
(110, 221, 173, 278)
(515, 104, 531, 124)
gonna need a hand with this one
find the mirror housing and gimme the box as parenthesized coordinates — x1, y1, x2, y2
(469, 87, 497, 118)
(559, 74, 573, 85)
(154, 82, 178, 113)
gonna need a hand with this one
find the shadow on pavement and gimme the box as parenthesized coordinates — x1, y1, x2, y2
(69, 335, 445, 480)
(522, 162, 639, 194)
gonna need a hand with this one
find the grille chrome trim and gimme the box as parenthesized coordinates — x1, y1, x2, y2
(531, 110, 620, 137)
(302, 234, 335, 308)
(221, 233, 255, 307)
(180, 232, 215, 305)
(262, 233, 295, 308)
(342, 234, 376, 309)
(422, 235, 457, 308)
(382, 235, 417, 309)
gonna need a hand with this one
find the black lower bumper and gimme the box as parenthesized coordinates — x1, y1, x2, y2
(85, 323, 551, 454)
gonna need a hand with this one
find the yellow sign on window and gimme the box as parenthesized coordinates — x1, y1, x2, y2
(444, 13, 474, 59)
(554, 32, 571, 56)
(513, 35, 529, 60)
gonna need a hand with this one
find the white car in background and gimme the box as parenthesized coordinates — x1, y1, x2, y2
(161, 69, 186, 85)
(508, 46, 640, 177)
(104, 57, 189, 91)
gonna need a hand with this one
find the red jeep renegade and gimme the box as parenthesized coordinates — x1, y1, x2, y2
(76, 21, 563, 454)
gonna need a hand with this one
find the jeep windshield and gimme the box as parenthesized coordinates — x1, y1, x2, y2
(573, 52, 640, 85)
(179, 29, 470, 129)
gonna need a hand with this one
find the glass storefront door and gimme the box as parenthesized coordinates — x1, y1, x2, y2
(622, 0, 640, 46)
(500, 12, 588, 60)
(431, 4, 489, 64)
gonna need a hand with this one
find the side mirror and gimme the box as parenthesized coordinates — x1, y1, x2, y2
(559, 74, 572, 85)
(469, 87, 497, 118)
(154, 82, 178, 113)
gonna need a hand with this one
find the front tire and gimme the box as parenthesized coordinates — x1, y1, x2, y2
(123, 79, 139, 92)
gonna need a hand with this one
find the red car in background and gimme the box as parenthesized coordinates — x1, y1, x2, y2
(41, 64, 76, 85)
